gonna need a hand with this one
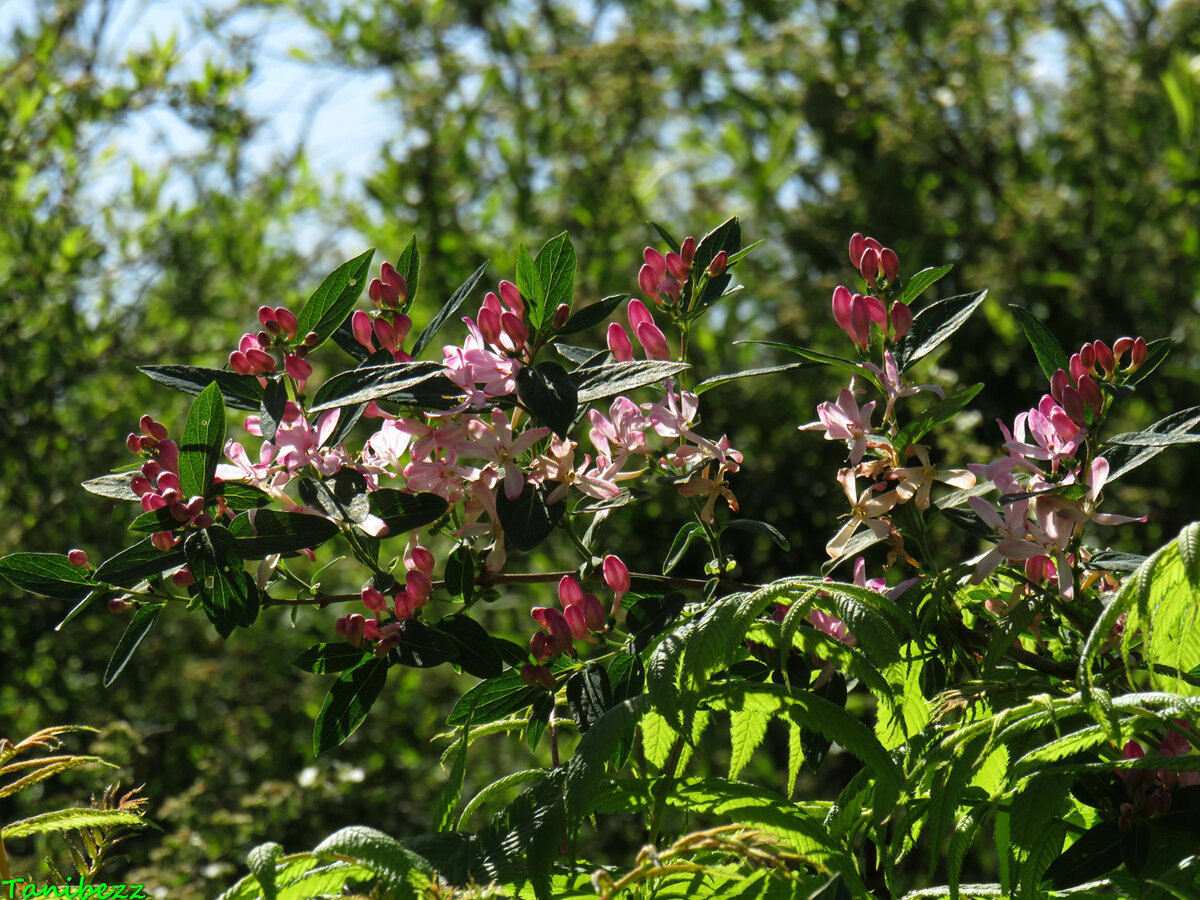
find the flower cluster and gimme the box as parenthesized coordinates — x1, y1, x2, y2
(229, 305, 321, 391)
(1109, 727, 1199, 830)
(125, 415, 214, 552)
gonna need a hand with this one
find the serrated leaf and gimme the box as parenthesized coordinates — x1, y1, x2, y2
(292, 643, 370, 675)
(532, 232, 576, 334)
(313, 657, 389, 755)
(313, 825, 430, 896)
(556, 294, 625, 336)
(227, 509, 340, 559)
(0, 553, 95, 600)
(893, 290, 987, 372)
(572, 360, 690, 404)
(412, 262, 490, 358)
(184, 526, 257, 638)
(259, 378, 288, 443)
(247, 841, 283, 900)
(496, 481, 564, 552)
(728, 707, 769, 780)
(516, 362, 578, 439)
(1, 808, 147, 840)
(447, 671, 541, 727)
(138, 365, 263, 411)
(435, 614, 504, 679)
(566, 663, 612, 734)
(81, 472, 139, 501)
(897, 264, 953, 305)
(0, 756, 109, 799)
(1010, 305, 1070, 381)
(93, 537, 185, 586)
(436, 713, 472, 833)
(295, 249, 374, 350)
(103, 602, 164, 687)
(178, 381, 226, 498)
(308, 361, 447, 414)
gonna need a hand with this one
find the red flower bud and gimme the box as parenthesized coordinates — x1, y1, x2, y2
(1077, 373, 1104, 414)
(580, 592, 607, 632)
(889, 301, 912, 340)
(635, 321, 672, 361)
(391, 313, 412, 345)
(558, 575, 584, 608)
(638, 263, 660, 302)
(410, 546, 435, 575)
(848, 233, 866, 267)
(626, 298, 654, 333)
(1050, 369, 1069, 405)
(529, 631, 557, 663)
(498, 280, 524, 316)
(244, 348, 277, 373)
(564, 604, 591, 641)
(643, 247, 667, 277)
(665, 251, 689, 281)
(1059, 385, 1088, 426)
(879, 247, 900, 283)
(477, 306, 502, 345)
(362, 587, 387, 611)
(172, 568, 195, 587)
(150, 531, 178, 553)
(521, 663, 556, 691)
(258, 305, 278, 329)
(602, 554, 630, 607)
(352, 310, 374, 351)
(706, 250, 727, 278)
(831, 285, 853, 333)
(285, 354, 313, 386)
(107, 597, 129, 614)
(229, 350, 253, 375)
(304, 331, 320, 346)
(1079, 342, 1096, 371)
(1129, 337, 1147, 371)
(68, 549, 89, 567)
(1069, 353, 1087, 386)
(157, 440, 179, 473)
(680, 236, 697, 266)
(858, 247, 879, 286)
(607, 323, 633, 362)
(552, 303, 570, 329)
(500, 311, 529, 349)
(274, 307, 299, 340)
(126, 433, 143, 454)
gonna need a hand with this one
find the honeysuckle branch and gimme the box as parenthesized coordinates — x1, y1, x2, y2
(258, 571, 762, 608)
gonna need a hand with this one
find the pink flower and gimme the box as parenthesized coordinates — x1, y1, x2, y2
(826, 469, 900, 559)
(462, 409, 549, 501)
(529, 436, 621, 505)
(799, 388, 877, 465)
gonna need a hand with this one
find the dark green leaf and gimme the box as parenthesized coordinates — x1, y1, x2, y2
(183, 526, 257, 639)
(447, 671, 541, 727)
(1119, 825, 1149, 876)
(648, 221, 681, 253)
(394, 235, 421, 313)
(893, 290, 988, 372)
(556, 294, 625, 336)
(720, 519, 790, 551)
(388, 619, 459, 669)
(496, 481, 564, 553)
(436, 710, 473, 833)
(1125, 336, 1173, 385)
(525, 693, 554, 751)
(208, 482, 270, 513)
(608, 653, 645, 703)
(1084, 551, 1147, 573)
(894, 383, 984, 450)
(1010, 305, 1070, 381)
(412, 262, 489, 358)
(566, 664, 613, 734)
(1105, 431, 1200, 447)
(295, 249, 375, 350)
(938, 506, 993, 540)
(800, 673, 846, 772)
(138, 365, 263, 411)
(572, 360, 689, 405)
(1103, 406, 1200, 481)
(516, 362, 578, 439)
(259, 378, 288, 443)
(368, 490, 448, 538)
(128, 507, 179, 533)
(897, 264, 953, 306)
(298, 470, 372, 525)
(81, 472, 139, 502)
(228, 509, 340, 559)
(626, 589, 688, 651)
(313, 657, 389, 755)
(689, 216, 740, 310)
(94, 538, 185, 587)
(444, 545, 475, 602)
(292, 643, 370, 675)
(696, 362, 813, 394)
(555, 343, 602, 366)
(309, 361, 446, 414)
(436, 614, 504, 679)
(0, 553, 95, 600)
(514, 247, 544, 328)
(1041, 821, 1124, 889)
(103, 603, 164, 687)
(178, 382, 226, 499)
(532, 232, 576, 334)
(739, 341, 882, 393)
(663, 522, 702, 574)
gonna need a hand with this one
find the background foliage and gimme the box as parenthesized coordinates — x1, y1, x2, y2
(2, 0, 1198, 895)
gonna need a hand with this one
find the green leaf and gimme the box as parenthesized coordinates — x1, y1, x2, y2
(436, 713, 473, 833)
(516, 362, 578, 439)
(312, 825, 430, 896)
(893, 290, 988, 372)
(525, 693, 554, 751)
(81, 472, 139, 502)
(696, 362, 813, 394)
(1, 808, 148, 840)
(178, 381, 226, 499)
(184, 526, 258, 638)
(0, 553, 95, 600)
(648, 221, 681, 253)
(728, 706, 770, 780)
(897, 264, 953, 306)
(0, 755, 111, 800)
(313, 657, 389, 755)
(895, 383, 984, 450)
(663, 522, 702, 574)
(1105, 431, 1200, 447)
(720, 519, 791, 551)
(1125, 336, 1174, 385)
(128, 506, 180, 533)
(228, 509, 340, 559)
(412, 262, 490, 358)
(566, 663, 613, 734)
(435, 614, 504, 679)
(138, 365, 263, 411)
(444, 545, 475, 602)
(94, 537, 185, 587)
(555, 294, 625, 336)
(1009, 305, 1070, 381)
(247, 842, 282, 900)
(394, 235, 421, 313)
(496, 481, 564, 553)
(298, 470, 372, 526)
(456, 769, 549, 829)
(1103, 406, 1200, 481)
(689, 216, 740, 311)
(572, 360, 690, 404)
(259, 378, 288, 443)
(515, 246, 545, 325)
(292, 643, 370, 675)
(209, 482, 271, 513)
(295, 249, 374, 350)
(532, 232, 577, 334)
(447, 671, 541, 728)
(739, 341, 883, 393)
(563, 696, 650, 820)
(368, 490, 448, 538)
(308, 361, 447, 414)
(103, 602, 164, 687)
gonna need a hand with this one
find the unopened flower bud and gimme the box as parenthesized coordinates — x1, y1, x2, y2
(374, 317, 398, 355)
(607, 323, 633, 362)
(626, 298, 654, 333)
(229, 351, 253, 375)
(157, 440, 179, 473)
(304, 331, 320, 347)
(244, 348, 277, 373)
(127, 432, 143, 454)
(409, 546, 436, 575)
(68, 549, 89, 567)
(352, 310, 375, 351)
(558, 575, 584, 608)
(1077, 374, 1104, 415)
(258, 330, 273, 347)
(477, 306, 502, 345)
(1079, 342, 1096, 371)
(879, 247, 900, 283)
(368, 278, 384, 307)
(1113, 336, 1134, 358)
(680, 236, 697, 265)
(706, 250, 727, 278)
(889, 300, 912, 340)
(635, 322, 672, 361)
(107, 597, 129, 614)
(1050, 369, 1069, 405)
(552, 303, 570, 329)
(172, 568, 195, 587)
(532, 606, 575, 652)
(130, 475, 153, 496)
(406, 569, 432, 607)
(858, 247, 879, 286)
(142, 460, 163, 481)
(1069, 353, 1087, 386)
(344, 613, 367, 647)
(832, 285, 853, 333)
(602, 554, 630, 609)
(580, 592, 607, 632)
(638, 263, 660, 302)
(529, 631, 557, 663)
(521, 663, 556, 691)
(563, 604, 591, 641)
(257, 305, 278, 330)
(1129, 337, 1147, 371)
(848, 233, 866, 267)
(150, 531, 177, 553)
(1060, 385, 1088, 426)
(665, 251, 689, 281)
(285, 354, 313, 386)
(393, 592, 417, 620)
(274, 307, 299, 340)
(362, 587, 387, 611)
(498, 280, 524, 316)
(500, 311, 528, 349)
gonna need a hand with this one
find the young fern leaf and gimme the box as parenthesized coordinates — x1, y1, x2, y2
(727, 707, 770, 781)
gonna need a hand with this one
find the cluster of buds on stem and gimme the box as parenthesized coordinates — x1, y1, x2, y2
(229, 306, 321, 391)
(848, 233, 900, 290)
(369, 262, 408, 311)
(353, 262, 419, 362)
(127, 415, 211, 551)
(639, 237, 696, 306)
(607, 299, 671, 361)
(474, 281, 531, 358)
(831, 286, 911, 350)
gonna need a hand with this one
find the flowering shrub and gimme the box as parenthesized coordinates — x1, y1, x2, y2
(4, 221, 1200, 897)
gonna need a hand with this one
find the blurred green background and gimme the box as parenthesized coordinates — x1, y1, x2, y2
(2, 0, 1199, 894)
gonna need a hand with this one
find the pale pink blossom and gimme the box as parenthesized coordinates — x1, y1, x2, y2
(799, 388, 877, 465)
